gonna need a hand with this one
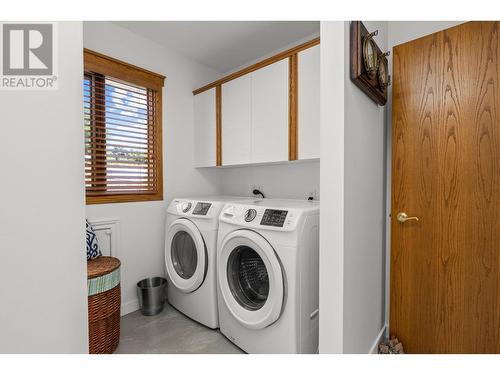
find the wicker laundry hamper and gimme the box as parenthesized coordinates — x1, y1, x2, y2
(87, 256, 121, 354)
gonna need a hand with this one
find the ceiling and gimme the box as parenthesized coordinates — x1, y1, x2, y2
(113, 21, 319, 73)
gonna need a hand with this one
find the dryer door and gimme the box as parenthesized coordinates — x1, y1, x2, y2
(165, 218, 207, 293)
(219, 229, 284, 330)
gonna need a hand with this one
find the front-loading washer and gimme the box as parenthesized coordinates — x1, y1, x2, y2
(216, 199, 320, 353)
(165, 196, 252, 329)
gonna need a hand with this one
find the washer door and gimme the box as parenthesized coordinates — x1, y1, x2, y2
(165, 218, 207, 293)
(219, 230, 284, 330)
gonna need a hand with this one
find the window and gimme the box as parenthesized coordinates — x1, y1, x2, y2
(84, 49, 165, 204)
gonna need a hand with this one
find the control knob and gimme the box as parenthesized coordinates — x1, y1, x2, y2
(181, 202, 192, 213)
(244, 209, 257, 222)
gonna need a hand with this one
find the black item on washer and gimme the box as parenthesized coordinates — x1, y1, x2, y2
(252, 189, 265, 199)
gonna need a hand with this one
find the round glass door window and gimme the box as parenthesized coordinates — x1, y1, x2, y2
(171, 231, 198, 279)
(227, 246, 269, 311)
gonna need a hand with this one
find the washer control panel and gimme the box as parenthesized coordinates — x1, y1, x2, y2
(260, 209, 288, 227)
(193, 202, 212, 215)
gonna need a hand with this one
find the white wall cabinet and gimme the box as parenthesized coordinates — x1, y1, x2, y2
(222, 59, 288, 166)
(251, 59, 289, 163)
(298, 44, 320, 160)
(195, 42, 319, 168)
(221, 74, 252, 165)
(193, 88, 216, 167)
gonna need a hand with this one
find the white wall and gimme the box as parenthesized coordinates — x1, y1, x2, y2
(0, 22, 88, 353)
(218, 34, 320, 201)
(387, 21, 463, 47)
(342, 21, 388, 354)
(83, 22, 223, 315)
(219, 161, 319, 200)
(222, 32, 320, 76)
(383, 20, 464, 331)
(318, 21, 345, 354)
(319, 21, 388, 354)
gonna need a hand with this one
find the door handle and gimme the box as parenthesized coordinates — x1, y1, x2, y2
(397, 212, 419, 223)
(310, 309, 319, 320)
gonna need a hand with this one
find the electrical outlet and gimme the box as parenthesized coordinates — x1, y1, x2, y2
(308, 189, 319, 200)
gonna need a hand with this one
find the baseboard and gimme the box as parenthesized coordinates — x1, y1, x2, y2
(121, 299, 139, 316)
(369, 324, 388, 354)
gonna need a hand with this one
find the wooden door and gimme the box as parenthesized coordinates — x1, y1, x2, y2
(391, 22, 500, 353)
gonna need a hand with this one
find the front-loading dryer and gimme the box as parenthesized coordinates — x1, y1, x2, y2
(216, 199, 320, 353)
(165, 196, 252, 329)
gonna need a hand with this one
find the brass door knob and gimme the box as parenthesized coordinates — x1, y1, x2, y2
(397, 212, 419, 223)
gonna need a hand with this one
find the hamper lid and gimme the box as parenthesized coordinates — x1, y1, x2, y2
(87, 256, 121, 279)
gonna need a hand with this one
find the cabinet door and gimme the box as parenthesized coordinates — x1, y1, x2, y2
(193, 88, 216, 167)
(221, 75, 252, 165)
(251, 59, 289, 163)
(298, 45, 320, 159)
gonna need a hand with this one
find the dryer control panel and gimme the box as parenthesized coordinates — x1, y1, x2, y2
(193, 202, 212, 215)
(260, 209, 288, 227)
(168, 199, 217, 218)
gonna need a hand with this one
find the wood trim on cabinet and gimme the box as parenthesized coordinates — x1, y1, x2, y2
(216, 85, 222, 166)
(288, 54, 298, 161)
(193, 37, 320, 95)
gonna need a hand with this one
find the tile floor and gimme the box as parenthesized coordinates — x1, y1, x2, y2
(115, 303, 244, 354)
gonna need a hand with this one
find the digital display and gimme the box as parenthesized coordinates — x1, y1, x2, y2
(193, 202, 212, 215)
(260, 209, 288, 227)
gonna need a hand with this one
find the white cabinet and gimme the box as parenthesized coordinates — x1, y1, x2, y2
(298, 44, 320, 160)
(221, 74, 252, 165)
(196, 43, 319, 168)
(251, 59, 289, 163)
(221, 59, 288, 166)
(193, 88, 216, 167)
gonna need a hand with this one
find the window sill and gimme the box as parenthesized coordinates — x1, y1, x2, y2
(86, 193, 163, 205)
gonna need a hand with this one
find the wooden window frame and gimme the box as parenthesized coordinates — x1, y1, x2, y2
(84, 49, 165, 205)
